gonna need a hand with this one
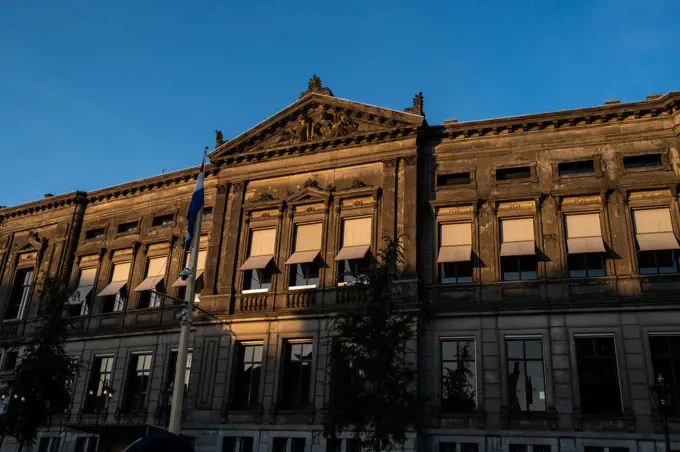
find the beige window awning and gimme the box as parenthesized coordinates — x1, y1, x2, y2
(286, 223, 322, 265)
(172, 250, 208, 287)
(97, 262, 130, 297)
(633, 209, 680, 251)
(240, 228, 277, 271)
(500, 218, 536, 256)
(565, 213, 606, 254)
(335, 217, 372, 261)
(68, 267, 97, 305)
(133, 256, 167, 292)
(437, 223, 472, 263)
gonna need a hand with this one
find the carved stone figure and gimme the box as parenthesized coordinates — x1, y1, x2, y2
(299, 74, 334, 99)
(215, 130, 226, 146)
(404, 92, 425, 117)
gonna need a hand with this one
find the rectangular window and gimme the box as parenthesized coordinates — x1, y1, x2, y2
(202, 207, 213, 220)
(437, 172, 471, 187)
(5, 268, 34, 320)
(287, 223, 322, 289)
(222, 437, 254, 452)
(439, 443, 479, 452)
(232, 342, 263, 409)
(440, 339, 476, 412)
(98, 261, 130, 312)
(74, 437, 98, 452)
(37, 437, 60, 452)
(496, 166, 532, 181)
(85, 227, 105, 240)
(134, 256, 167, 308)
(649, 335, 680, 416)
(3, 350, 18, 371)
(584, 447, 628, 452)
(337, 217, 372, 284)
(273, 438, 306, 452)
(242, 228, 276, 292)
(68, 267, 97, 316)
(575, 337, 622, 414)
(173, 248, 208, 302)
(623, 153, 662, 169)
(117, 221, 139, 234)
(438, 223, 473, 284)
(281, 340, 313, 409)
(565, 213, 606, 277)
(123, 353, 152, 412)
(506, 339, 547, 412)
(152, 214, 174, 227)
(166, 350, 193, 394)
(84, 356, 114, 413)
(500, 218, 537, 280)
(558, 160, 595, 175)
(509, 446, 551, 452)
(633, 209, 680, 274)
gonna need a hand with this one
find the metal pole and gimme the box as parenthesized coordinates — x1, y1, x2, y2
(663, 413, 671, 452)
(167, 207, 202, 435)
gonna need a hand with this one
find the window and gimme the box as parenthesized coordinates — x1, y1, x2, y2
(37, 437, 60, 452)
(500, 218, 537, 281)
(74, 437, 98, 452)
(98, 261, 130, 312)
(173, 249, 208, 302)
(273, 438, 306, 452)
(509, 446, 551, 452)
(281, 340, 313, 409)
(3, 350, 18, 371)
(558, 160, 595, 175)
(337, 217, 372, 284)
(506, 339, 547, 413)
(5, 268, 33, 320)
(85, 227, 105, 240)
(564, 213, 606, 277)
(232, 342, 263, 409)
(623, 153, 662, 169)
(437, 172, 471, 187)
(134, 257, 167, 308)
(632, 209, 680, 274)
(439, 443, 478, 452)
(152, 214, 174, 227)
(649, 335, 680, 416)
(68, 267, 97, 316)
(84, 356, 114, 413)
(241, 228, 276, 293)
(496, 166, 532, 181)
(437, 223, 473, 284)
(202, 207, 213, 220)
(123, 353, 152, 412)
(440, 339, 476, 412)
(575, 337, 622, 414)
(584, 447, 628, 452)
(166, 350, 193, 394)
(222, 437, 254, 452)
(117, 221, 139, 234)
(287, 223, 322, 289)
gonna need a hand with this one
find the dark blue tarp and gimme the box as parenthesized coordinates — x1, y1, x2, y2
(123, 427, 194, 452)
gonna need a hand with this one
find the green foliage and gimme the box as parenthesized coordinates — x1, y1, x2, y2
(441, 343, 476, 413)
(2, 278, 80, 448)
(324, 237, 421, 452)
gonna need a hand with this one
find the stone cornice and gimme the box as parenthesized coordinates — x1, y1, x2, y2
(0, 191, 87, 221)
(433, 91, 680, 139)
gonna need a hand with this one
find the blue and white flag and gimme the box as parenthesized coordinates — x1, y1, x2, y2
(185, 158, 205, 252)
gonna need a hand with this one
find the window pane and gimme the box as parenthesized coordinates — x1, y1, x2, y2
(585, 253, 605, 277)
(657, 250, 678, 274)
(519, 256, 538, 280)
(326, 439, 342, 452)
(222, 438, 237, 452)
(638, 251, 658, 274)
(525, 340, 543, 359)
(439, 443, 456, 452)
(526, 360, 547, 411)
(273, 438, 287, 452)
(509, 445, 528, 452)
(460, 444, 478, 452)
(502, 257, 520, 281)
(457, 261, 473, 283)
(576, 338, 622, 414)
(568, 254, 587, 278)
(441, 340, 476, 412)
(507, 340, 523, 360)
(292, 438, 306, 452)
(508, 359, 527, 412)
(533, 447, 551, 452)
(240, 438, 254, 452)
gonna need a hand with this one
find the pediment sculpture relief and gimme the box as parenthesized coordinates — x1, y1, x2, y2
(275, 112, 359, 147)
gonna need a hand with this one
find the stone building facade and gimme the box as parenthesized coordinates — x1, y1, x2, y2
(0, 78, 679, 452)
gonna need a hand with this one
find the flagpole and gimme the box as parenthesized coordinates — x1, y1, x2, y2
(168, 153, 205, 435)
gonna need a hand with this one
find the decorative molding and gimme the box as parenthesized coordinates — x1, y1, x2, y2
(252, 192, 277, 202)
(497, 200, 536, 212)
(341, 197, 375, 210)
(383, 159, 397, 169)
(402, 156, 417, 166)
(628, 189, 673, 201)
(561, 195, 603, 207)
(216, 184, 228, 195)
(294, 203, 325, 215)
(404, 92, 425, 117)
(56, 222, 69, 239)
(231, 182, 245, 194)
(348, 179, 369, 190)
(436, 205, 475, 217)
(250, 209, 280, 222)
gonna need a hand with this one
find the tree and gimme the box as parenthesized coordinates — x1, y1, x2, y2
(1, 277, 80, 449)
(324, 237, 421, 452)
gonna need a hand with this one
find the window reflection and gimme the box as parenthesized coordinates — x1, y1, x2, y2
(506, 339, 546, 413)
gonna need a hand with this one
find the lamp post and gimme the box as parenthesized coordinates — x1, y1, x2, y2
(651, 374, 673, 452)
(88, 383, 113, 449)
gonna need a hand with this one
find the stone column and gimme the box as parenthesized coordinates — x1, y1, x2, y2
(215, 182, 245, 311)
(202, 183, 229, 297)
(397, 156, 418, 276)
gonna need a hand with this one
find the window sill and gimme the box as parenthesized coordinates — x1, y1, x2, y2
(242, 288, 270, 294)
(288, 285, 317, 291)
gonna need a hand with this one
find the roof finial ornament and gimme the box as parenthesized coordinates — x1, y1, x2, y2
(404, 92, 425, 117)
(215, 130, 226, 147)
(299, 74, 334, 99)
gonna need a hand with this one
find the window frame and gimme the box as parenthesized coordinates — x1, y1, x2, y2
(492, 164, 538, 185)
(116, 220, 140, 236)
(83, 355, 115, 413)
(496, 202, 541, 282)
(432, 204, 477, 285)
(122, 352, 153, 413)
(439, 337, 477, 413)
(230, 341, 264, 410)
(278, 338, 315, 410)
(4, 266, 35, 321)
(618, 149, 671, 175)
(504, 337, 548, 413)
(238, 206, 280, 294)
(286, 221, 324, 291)
(435, 169, 476, 190)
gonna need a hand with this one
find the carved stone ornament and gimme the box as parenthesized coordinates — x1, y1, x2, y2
(404, 92, 425, 117)
(299, 74, 334, 99)
(252, 192, 277, 202)
(275, 111, 359, 147)
(349, 179, 369, 190)
(215, 130, 226, 147)
(303, 178, 321, 190)
(231, 182, 244, 193)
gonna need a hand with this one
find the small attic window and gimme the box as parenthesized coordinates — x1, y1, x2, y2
(437, 172, 471, 187)
(152, 214, 174, 227)
(85, 227, 105, 240)
(117, 221, 139, 234)
(558, 160, 595, 176)
(623, 153, 662, 169)
(202, 207, 213, 220)
(496, 166, 532, 181)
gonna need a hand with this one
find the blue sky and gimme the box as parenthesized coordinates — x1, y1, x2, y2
(1, 0, 678, 207)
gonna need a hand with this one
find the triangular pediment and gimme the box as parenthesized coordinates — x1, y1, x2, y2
(209, 80, 425, 162)
(284, 186, 330, 204)
(12, 233, 44, 254)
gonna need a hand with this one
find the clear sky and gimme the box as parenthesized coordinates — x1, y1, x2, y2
(1, 0, 678, 208)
